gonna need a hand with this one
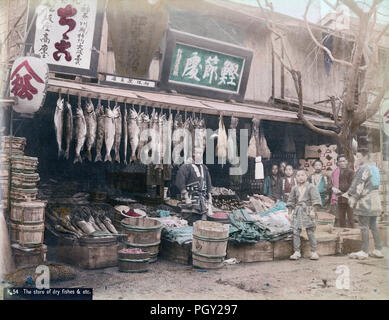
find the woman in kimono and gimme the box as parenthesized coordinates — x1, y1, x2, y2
(344, 149, 384, 260)
(263, 164, 282, 201)
(309, 160, 332, 208)
(287, 170, 322, 260)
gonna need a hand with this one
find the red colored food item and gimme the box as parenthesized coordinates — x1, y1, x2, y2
(212, 212, 229, 219)
(122, 209, 141, 217)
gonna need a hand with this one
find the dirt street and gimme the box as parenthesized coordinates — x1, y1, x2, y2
(56, 247, 389, 300)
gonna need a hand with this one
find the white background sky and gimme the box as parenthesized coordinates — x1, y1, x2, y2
(228, 0, 389, 24)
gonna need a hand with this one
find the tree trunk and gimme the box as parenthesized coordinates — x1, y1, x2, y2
(338, 135, 355, 169)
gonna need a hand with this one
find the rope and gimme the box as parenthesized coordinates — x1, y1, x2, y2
(193, 234, 229, 242)
(192, 251, 226, 259)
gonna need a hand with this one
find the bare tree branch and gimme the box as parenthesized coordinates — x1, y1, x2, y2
(352, 75, 389, 129)
(304, 0, 368, 70)
(340, 0, 364, 17)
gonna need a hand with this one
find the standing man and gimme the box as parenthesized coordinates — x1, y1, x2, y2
(309, 160, 332, 208)
(331, 155, 355, 228)
(263, 164, 282, 201)
(344, 148, 384, 260)
(175, 148, 213, 224)
(281, 164, 296, 202)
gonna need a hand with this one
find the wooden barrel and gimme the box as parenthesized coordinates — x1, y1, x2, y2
(192, 221, 230, 269)
(118, 250, 150, 273)
(10, 201, 46, 224)
(121, 217, 162, 263)
(10, 222, 45, 247)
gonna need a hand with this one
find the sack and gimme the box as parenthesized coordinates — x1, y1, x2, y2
(369, 165, 381, 188)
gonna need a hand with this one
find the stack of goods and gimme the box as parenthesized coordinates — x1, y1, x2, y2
(9, 201, 47, 268)
(0, 136, 26, 210)
(10, 156, 39, 202)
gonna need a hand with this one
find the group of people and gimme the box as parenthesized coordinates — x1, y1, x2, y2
(264, 150, 384, 261)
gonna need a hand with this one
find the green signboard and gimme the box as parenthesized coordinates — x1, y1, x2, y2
(169, 43, 245, 93)
(160, 29, 253, 102)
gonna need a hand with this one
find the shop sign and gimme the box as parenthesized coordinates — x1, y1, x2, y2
(9, 56, 49, 114)
(160, 29, 253, 102)
(25, 0, 104, 77)
(100, 73, 158, 91)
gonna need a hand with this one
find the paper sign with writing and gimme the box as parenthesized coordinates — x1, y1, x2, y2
(10, 56, 49, 114)
(25, 0, 104, 77)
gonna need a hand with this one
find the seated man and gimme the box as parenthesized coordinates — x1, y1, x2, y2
(263, 164, 282, 201)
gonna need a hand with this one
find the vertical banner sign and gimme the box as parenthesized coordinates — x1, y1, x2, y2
(9, 56, 49, 114)
(25, 0, 104, 77)
(160, 29, 253, 102)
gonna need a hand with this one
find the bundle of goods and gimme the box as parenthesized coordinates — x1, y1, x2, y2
(1, 136, 26, 155)
(212, 195, 243, 212)
(0, 136, 27, 210)
(211, 187, 235, 196)
(45, 204, 119, 239)
(242, 194, 275, 214)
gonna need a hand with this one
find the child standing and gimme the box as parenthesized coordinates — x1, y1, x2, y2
(309, 159, 332, 208)
(287, 170, 322, 260)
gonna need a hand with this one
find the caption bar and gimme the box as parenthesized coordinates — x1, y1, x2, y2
(3, 287, 93, 300)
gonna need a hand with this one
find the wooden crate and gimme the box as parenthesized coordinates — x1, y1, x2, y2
(273, 239, 293, 260)
(57, 238, 119, 269)
(11, 244, 47, 268)
(301, 232, 338, 258)
(332, 227, 374, 254)
(159, 239, 192, 265)
(227, 241, 273, 262)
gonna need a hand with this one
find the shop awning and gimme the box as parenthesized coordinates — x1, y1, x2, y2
(47, 78, 380, 129)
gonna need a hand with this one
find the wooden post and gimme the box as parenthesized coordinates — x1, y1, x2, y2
(281, 45, 285, 99)
(271, 48, 275, 99)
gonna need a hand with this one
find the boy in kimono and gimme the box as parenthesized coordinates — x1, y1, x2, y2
(281, 164, 297, 202)
(309, 159, 332, 208)
(344, 149, 384, 260)
(287, 170, 322, 260)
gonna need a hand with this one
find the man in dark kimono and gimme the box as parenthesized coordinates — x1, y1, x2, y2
(175, 148, 212, 224)
(263, 164, 282, 201)
(287, 170, 322, 260)
(331, 155, 355, 228)
(344, 148, 384, 260)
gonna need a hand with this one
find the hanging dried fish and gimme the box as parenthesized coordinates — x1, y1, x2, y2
(84, 99, 97, 162)
(123, 104, 128, 164)
(54, 97, 64, 159)
(216, 115, 227, 165)
(128, 107, 140, 163)
(104, 106, 116, 162)
(113, 104, 122, 163)
(73, 100, 87, 164)
(228, 116, 239, 163)
(94, 101, 105, 162)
